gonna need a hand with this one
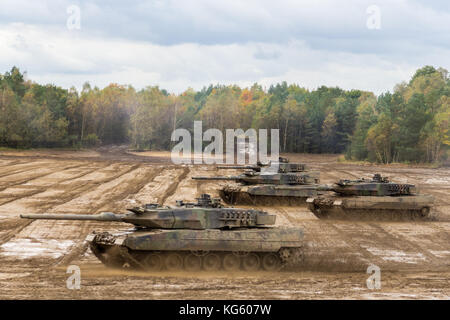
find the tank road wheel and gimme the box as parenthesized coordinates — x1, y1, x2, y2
(202, 253, 221, 271)
(242, 253, 261, 271)
(262, 253, 281, 271)
(279, 247, 304, 266)
(184, 254, 202, 271)
(222, 253, 241, 271)
(420, 207, 430, 218)
(144, 253, 163, 271)
(164, 253, 183, 271)
(410, 209, 428, 221)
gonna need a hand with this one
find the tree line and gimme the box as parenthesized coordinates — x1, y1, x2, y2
(0, 66, 448, 163)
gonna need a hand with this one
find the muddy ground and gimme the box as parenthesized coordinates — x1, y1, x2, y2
(0, 147, 448, 299)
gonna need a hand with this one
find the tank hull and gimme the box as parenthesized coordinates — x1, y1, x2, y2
(306, 194, 434, 221)
(219, 184, 321, 205)
(87, 227, 304, 271)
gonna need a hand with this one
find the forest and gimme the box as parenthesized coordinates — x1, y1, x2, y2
(0, 66, 448, 163)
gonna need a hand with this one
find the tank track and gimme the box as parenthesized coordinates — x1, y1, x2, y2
(220, 190, 307, 206)
(90, 243, 304, 272)
(308, 200, 433, 221)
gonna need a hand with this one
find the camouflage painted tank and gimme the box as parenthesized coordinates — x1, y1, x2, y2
(306, 174, 434, 221)
(193, 159, 321, 205)
(20, 194, 304, 271)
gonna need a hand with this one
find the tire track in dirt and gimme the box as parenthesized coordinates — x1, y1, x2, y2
(276, 206, 315, 223)
(0, 188, 48, 206)
(0, 219, 31, 246)
(394, 221, 450, 252)
(0, 162, 131, 216)
(120, 166, 187, 205)
(325, 222, 399, 268)
(30, 163, 142, 215)
(263, 206, 373, 271)
(425, 222, 450, 238)
(0, 163, 114, 247)
(0, 159, 56, 179)
(8, 163, 114, 211)
(0, 162, 86, 192)
(425, 189, 450, 205)
(0, 164, 148, 268)
(0, 157, 32, 167)
(271, 207, 302, 226)
(94, 166, 162, 212)
(0, 164, 108, 217)
(159, 166, 190, 205)
(297, 220, 365, 271)
(368, 222, 449, 268)
(0, 159, 22, 167)
(162, 165, 221, 205)
(0, 163, 139, 250)
(329, 222, 442, 271)
(0, 159, 78, 182)
(0, 162, 104, 206)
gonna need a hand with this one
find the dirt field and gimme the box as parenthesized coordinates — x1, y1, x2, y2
(0, 147, 449, 299)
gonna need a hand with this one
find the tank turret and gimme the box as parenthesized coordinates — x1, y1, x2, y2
(20, 194, 304, 271)
(21, 194, 275, 229)
(315, 173, 416, 196)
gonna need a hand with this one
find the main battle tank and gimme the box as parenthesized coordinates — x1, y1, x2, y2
(193, 161, 321, 205)
(20, 194, 304, 271)
(306, 174, 434, 221)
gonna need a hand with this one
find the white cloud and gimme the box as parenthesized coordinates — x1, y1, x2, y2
(0, 1, 449, 94)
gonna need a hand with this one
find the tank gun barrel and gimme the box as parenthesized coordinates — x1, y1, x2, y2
(217, 165, 261, 170)
(192, 176, 241, 181)
(315, 184, 335, 191)
(20, 212, 124, 222)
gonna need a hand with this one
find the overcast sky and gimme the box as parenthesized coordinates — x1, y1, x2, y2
(0, 0, 449, 94)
